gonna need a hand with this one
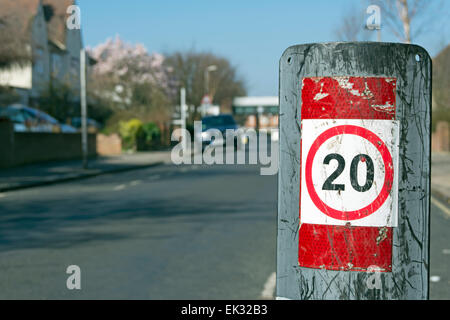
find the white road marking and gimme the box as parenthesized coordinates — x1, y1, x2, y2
(430, 275, 441, 283)
(431, 196, 450, 218)
(261, 272, 276, 300)
(276, 296, 292, 300)
(113, 184, 126, 191)
(130, 180, 142, 186)
(0, 193, 6, 198)
(442, 249, 450, 255)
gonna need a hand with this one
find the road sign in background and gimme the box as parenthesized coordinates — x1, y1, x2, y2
(278, 43, 431, 300)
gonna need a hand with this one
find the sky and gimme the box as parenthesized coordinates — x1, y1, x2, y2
(78, 0, 450, 96)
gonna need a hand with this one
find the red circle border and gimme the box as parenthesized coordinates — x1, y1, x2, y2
(304, 125, 394, 221)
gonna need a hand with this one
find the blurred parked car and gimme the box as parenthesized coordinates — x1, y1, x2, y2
(70, 117, 101, 133)
(196, 114, 245, 150)
(0, 104, 77, 133)
(59, 123, 78, 133)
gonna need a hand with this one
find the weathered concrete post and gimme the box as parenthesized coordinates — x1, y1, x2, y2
(277, 42, 431, 300)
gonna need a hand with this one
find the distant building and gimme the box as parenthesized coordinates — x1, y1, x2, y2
(0, 0, 50, 104)
(232, 96, 279, 129)
(0, 0, 83, 105)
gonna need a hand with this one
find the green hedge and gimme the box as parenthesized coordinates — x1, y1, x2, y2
(119, 119, 161, 151)
(136, 122, 161, 151)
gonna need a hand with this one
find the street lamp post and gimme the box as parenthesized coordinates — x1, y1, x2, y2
(204, 65, 217, 94)
(80, 48, 88, 169)
(180, 87, 187, 152)
(203, 65, 217, 116)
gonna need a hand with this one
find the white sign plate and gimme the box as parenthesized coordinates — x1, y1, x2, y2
(300, 119, 399, 227)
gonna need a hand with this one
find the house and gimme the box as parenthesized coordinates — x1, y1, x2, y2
(0, 0, 50, 105)
(0, 0, 83, 106)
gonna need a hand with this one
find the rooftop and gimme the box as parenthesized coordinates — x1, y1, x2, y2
(233, 96, 279, 107)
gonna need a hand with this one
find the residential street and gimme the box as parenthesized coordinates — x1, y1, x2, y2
(0, 162, 277, 299)
(0, 0, 449, 304)
(0, 150, 448, 299)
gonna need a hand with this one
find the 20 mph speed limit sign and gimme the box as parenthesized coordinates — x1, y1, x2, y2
(298, 76, 399, 272)
(300, 118, 399, 227)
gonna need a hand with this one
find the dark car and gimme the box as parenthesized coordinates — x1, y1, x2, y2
(196, 114, 243, 150)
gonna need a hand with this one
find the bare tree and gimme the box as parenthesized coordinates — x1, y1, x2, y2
(164, 50, 247, 118)
(334, 5, 373, 41)
(372, 0, 444, 43)
(0, 16, 32, 105)
(335, 11, 362, 41)
(0, 16, 31, 70)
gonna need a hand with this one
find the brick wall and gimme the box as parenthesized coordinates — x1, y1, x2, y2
(97, 133, 122, 156)
(0, 121, 96, 168)
(432, 121, 450, 152)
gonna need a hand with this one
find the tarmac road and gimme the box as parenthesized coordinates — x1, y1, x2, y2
(430, 196, 450, 300)
(0, 155, 448, 299)
(0, 162, 277, 299)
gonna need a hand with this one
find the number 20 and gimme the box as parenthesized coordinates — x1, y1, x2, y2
(322, 153, 374, 192)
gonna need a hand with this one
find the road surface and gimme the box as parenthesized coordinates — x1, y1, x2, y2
(430, 196, 450, 300)
(0, 162, 277, 299)
(0, 158, 448, 299)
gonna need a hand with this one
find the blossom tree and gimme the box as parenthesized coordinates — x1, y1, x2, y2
(87, 36, 176, 134)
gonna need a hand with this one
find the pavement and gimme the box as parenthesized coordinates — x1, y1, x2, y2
(431, 152, 450, 204)
(0, 151, 172, 192)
